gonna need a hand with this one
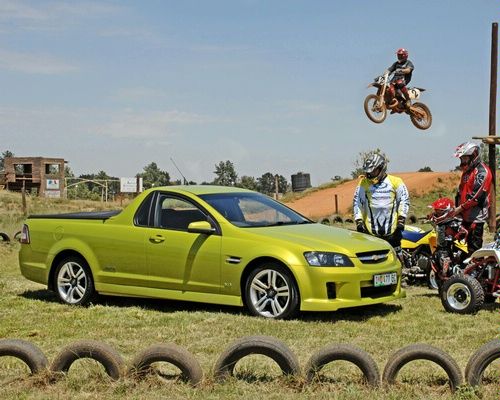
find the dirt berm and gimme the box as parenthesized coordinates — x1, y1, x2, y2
(285, 171, 460, 221)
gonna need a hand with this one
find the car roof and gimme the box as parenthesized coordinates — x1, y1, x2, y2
(151, 185, 256, 196)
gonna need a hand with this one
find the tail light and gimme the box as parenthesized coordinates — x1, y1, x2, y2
(20, 224, 30, 244)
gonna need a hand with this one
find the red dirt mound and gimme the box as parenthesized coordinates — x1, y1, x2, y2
(285, 171, 460, 220)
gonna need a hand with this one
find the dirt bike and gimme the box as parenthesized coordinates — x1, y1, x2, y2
(401, 223, 467, 289)
(441, 235, 500, 314)
(364, 72, 432, 130)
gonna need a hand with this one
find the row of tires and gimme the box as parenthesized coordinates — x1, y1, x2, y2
(0, 231, 20, 243)
(1, 336, 499, 392)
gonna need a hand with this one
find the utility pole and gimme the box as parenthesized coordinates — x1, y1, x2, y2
(473, 22, 498, 232)
(488, 22, 498, 232)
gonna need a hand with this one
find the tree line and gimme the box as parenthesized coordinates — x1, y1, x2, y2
(0, 151, 289, 200)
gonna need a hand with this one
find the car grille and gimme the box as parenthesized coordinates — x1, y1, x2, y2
(355, 249, 390, 264)
(361, 284, 397, 298)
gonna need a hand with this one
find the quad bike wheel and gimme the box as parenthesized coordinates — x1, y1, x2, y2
(364, 94, 387, 124)
(440, 275, 484, 314)
(409, 102, 432, 130)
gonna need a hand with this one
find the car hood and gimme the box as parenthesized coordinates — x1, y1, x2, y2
(244, 223, 391, 256)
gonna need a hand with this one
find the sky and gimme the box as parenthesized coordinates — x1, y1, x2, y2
(0, 0, 499, 186)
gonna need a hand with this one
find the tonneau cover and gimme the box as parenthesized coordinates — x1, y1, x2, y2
(28, 210, 121, 220)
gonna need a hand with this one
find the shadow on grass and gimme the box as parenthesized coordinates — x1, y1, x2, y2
(20, 289, 404, 322)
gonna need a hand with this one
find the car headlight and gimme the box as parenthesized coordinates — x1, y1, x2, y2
(304, 251, 354, 267)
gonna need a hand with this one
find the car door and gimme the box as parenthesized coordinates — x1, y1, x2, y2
(145, 192, 222, 294)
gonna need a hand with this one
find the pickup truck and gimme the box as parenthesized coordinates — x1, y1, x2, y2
(19, 185, 405, 319)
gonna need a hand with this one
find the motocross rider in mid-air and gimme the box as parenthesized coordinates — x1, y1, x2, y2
(385, 48, 414, 111)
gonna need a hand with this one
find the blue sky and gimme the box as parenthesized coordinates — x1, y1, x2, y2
(1, 0, 498, 185)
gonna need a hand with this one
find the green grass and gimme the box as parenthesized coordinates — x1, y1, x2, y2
(0, 192, 499, 399)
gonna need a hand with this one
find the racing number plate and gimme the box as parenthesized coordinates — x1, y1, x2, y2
(373, 272, 397, 287)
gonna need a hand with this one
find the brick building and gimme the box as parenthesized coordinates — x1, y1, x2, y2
(2, 157, 66, 198)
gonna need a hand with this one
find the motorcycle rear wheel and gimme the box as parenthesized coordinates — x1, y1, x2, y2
(409, 102, 432, 130)
(364, 94, 387, 123)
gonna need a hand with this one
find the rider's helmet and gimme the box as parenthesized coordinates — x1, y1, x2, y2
(396, 48, 408, 61)
(363, 153, 387, 184)
(429, 197, 455, 225)
(453, 141, 480, 171)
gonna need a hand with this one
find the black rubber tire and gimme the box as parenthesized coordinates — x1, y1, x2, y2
(465, 339, 500, 386)
(440, 275, 485, 314)
(13, 231, 22, 241)
(213, 335, 300, 381)
(53, 256, 96, 306)
(129, 343, 203, 386)
(305, 343, 380, 387)
(0, 232, 10, 242)
(382, 343, 463, 392)
(427, 269, 439, 291)
(244, 262, 300, 320)
(409, 102, 432, 130)
(50, 340, 125, 381)
(364, 94, 387, 123)
(0, 339, 48, 375)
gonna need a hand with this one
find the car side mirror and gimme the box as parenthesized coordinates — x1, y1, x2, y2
(187, 221, 215, 234)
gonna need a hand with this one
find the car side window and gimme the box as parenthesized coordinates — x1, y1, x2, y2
(156, 195, 207, 231)
(134, 192, 155, 226)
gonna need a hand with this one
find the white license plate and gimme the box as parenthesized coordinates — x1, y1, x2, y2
(373, 272, 397, 287)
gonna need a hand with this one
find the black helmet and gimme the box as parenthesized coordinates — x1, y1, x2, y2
(363, 153, 387, 183)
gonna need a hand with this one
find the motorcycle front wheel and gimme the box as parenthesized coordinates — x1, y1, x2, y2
(364, 94, 387, 123)
(409, 102, 432, 130)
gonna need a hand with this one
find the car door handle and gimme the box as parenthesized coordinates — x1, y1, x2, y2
(149, 234, 165, 243)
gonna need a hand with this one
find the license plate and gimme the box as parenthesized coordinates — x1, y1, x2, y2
(373, 272, 397, 287)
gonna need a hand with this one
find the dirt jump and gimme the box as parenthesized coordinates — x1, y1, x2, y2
(285, 171, 460, 221)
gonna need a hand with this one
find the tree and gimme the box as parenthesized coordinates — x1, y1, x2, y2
(479, 143, 500, 169)
(238, 175, 258, 191)
(213, 160, 238, 186)
(0, 150, 14, 170)
(138, 162, 170, 189)
(351, 148, 388, 179)
(257, 172, 275, 194)
(257, 172, 288, 195)
(418, 166, 433, 172)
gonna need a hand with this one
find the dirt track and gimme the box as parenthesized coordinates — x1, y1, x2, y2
(285, 171, 460, 220)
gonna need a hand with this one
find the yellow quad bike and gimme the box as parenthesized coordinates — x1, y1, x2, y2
(401, 224, 468, 289)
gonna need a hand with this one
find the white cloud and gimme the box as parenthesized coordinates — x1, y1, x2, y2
(0, 48, 78, 74)
(97, 110, 217, 139)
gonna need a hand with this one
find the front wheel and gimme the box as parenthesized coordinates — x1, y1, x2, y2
(53, 256, 95, 306)
(244, 263, 299, 319)
(364, 94, 387, 124)
(440, 275, 484, 314)
(409, 102, 432, 130)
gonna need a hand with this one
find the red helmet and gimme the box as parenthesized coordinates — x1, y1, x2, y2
(429, 197, 455, 225)
(396, 48, 408, 61)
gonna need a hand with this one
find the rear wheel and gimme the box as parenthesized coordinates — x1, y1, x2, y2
(440, 275, 484, 314)
(364, 94, 387, 123)
(244, 263, 299, 319)
(53, 256, 95, 306)
(409, 102, 432, 130)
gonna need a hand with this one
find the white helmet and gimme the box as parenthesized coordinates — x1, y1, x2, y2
(363, 153, 387, 183)
(453, 142, 480, 171)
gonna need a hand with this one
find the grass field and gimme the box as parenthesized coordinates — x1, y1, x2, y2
(0, 192, 499, 399)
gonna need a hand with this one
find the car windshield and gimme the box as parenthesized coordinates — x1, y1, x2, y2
(199, 192, 311, 227)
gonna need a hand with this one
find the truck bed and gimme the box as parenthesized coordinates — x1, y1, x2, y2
(28, 210, 121, 220)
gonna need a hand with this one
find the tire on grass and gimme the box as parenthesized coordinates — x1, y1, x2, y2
(305, 343, 380, 387)
(0, 232, 10, 243)
(465, 339, 500, 386)
(382, 343, 463, 392)
(0, 339, 48, 375)
(129, 343, 203, 386)
(213, 335, 300, 381)
(50, 340, 125, 381)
